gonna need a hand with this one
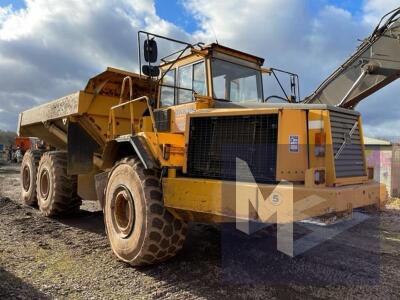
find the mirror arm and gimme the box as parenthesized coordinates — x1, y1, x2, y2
(261, 67, 272, 75)
(271, 69, 290, 101)
(157, 45, 192, 86)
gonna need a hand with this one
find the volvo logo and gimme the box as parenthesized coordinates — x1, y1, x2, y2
(344, 132, 352, 145)
(335, 121, 358, 159)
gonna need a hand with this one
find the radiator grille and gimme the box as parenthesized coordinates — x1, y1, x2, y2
(187, 114, 278, 183)
(330, 109, 366, 178)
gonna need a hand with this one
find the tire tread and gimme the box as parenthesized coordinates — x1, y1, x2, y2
(108, 156, 187, 266)
(36, 151, 81, 216)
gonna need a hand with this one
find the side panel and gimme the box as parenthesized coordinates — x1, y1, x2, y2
(308, 109, 335, 185)
(138, 132, 185, 167)
(101, 133, 185, 170)
(154, 100, 211, 134)
(308, 110, 327, 170)
(276, 110, 308, 181)
(171, 101, 210, 133)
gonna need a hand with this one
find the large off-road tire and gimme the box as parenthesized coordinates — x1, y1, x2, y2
(36, 151, 81, 217)
(104, 157, 188, 266)
(20, 150, 42, 206)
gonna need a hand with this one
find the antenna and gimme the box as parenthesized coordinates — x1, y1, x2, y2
(210, 23, 219, 44)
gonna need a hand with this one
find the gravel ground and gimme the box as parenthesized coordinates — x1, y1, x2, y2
(1, 163, 400, 299)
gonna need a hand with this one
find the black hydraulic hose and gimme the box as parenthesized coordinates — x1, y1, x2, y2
(371, 6, 400, 38)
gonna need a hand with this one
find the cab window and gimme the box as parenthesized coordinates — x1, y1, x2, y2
(193, 62, 206, 95)
(212, 58, 262, 102)
(159, 61, 207, 107)
(177, 61, 206, 104)
(178, 65, 192, 104)
(159, 69, 175, 107)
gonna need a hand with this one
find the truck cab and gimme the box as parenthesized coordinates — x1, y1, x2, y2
(154, 43, 266, 133)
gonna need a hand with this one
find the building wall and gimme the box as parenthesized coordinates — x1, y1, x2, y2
(365, 146, 393, 196)
(392, 145, 400, 197)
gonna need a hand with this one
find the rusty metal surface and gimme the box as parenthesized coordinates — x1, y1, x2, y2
(19, 67, 155, 129)
(84, 67, 156, 100)
(19, 92, 80, 127)
(18, 67, 157, 150)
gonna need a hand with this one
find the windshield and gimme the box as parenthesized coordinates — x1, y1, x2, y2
(211, 58, 263, 102)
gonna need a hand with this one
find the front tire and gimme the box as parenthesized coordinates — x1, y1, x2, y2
(36, 151, 81, 217)
(104, 157, 187, 266)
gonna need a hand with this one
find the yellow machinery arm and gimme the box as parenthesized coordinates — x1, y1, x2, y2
(305, 7, 400, 108)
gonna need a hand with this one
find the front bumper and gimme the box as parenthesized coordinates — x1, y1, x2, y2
(163, 177, 386, 224)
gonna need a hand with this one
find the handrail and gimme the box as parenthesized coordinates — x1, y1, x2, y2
(109, 93, 159, 140)
(119, 76, 133, 104)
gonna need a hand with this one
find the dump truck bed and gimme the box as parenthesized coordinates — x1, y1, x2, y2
(19, 92, 82, 128)
(18, 67, 153, 149)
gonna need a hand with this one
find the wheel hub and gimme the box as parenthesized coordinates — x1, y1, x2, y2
(39, 169, 50, 200)
(112, 185, 135, 239)
(22, 165, 31, 192)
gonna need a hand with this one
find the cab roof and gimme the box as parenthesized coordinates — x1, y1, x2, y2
(160, 43, 265, 67)
(203, 43, 265, 65)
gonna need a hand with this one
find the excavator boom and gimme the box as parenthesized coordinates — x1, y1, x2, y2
(304, 7, 400, 108)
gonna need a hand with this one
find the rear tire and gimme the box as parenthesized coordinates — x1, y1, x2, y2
(20, 150, 42, 206)
(36, 151, 81, 217)
(104, 157, 187, 266)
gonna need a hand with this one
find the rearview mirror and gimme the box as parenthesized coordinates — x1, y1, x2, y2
(142, 65, 160, 77)
(144, 39, 158, 63)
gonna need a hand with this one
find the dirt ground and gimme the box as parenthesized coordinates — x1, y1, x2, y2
(1, 162, 400, 299)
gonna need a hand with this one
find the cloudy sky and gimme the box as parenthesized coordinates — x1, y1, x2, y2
(0, 0, 399, 138)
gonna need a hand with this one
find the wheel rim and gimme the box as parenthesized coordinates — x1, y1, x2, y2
(39, 169, 50, 200)
(22, 165, 30, 192)
(111, 185, 135, 239)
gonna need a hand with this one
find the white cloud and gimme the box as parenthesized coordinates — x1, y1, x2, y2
(185, 0, 367, 95)
(0, 0, 399, 139)
(363, 0, 400, 25)
(185, 0, 400, 138)
(0, 0, 186, 131)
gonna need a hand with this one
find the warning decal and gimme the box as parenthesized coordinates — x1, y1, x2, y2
(289, 135, 299, 153)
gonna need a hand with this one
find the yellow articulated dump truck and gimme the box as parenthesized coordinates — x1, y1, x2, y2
(18, 17, 396, 265)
